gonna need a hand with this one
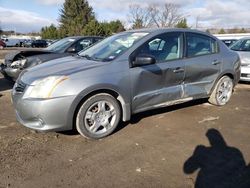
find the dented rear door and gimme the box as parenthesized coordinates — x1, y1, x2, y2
(183, 32, 221, 99)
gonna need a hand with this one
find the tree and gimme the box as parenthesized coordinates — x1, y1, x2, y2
(128, 4, 151, 29)
(128, 3, 184, 29)
(176, 18, 188, 28)
(132, 18, 144, 29)
(0, 21, 3, 35)
(205, 29, 210, 34)
(83, 20, 126, 37)
(83, 20, 106, 36)
(59, 0, 95, 36)
(100, 20, 125, 35)
(107, 20, 125, 33)
(218, 28, 226, 34)
(239, 28, 246, 33)
(41, 24, 59, 39)
(148, 3, 183, 28)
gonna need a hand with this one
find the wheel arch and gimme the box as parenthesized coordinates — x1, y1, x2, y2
(209, 71, 235, 96)
(68, 88, 131, 131)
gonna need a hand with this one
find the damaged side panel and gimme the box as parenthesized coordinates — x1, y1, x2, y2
(130, 60, 185, 113)
(183, 54, 222, 98)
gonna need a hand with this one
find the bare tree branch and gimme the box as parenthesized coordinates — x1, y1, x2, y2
(128, 3, 183, 29)
(128, 4, 152, 29)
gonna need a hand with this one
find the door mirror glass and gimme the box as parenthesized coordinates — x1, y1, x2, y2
(133, 55, 156, 67)
(67, 47, 76, 53)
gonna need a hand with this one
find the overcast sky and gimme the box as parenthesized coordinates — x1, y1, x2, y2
(0, 0, 250, 33)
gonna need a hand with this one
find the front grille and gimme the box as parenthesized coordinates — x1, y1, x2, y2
(241, 64, 250, 67)
(15, 81, 26, 93)
(241, 73, 250, 78)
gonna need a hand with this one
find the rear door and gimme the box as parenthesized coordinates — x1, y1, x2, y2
(130, 32, 185, 113)
(183, 32, 221, 98)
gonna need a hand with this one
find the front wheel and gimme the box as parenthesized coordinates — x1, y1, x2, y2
(76, 93, 121, 139)
(209, 76, 233, 106)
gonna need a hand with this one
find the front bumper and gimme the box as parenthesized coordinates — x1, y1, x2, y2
(11, 89, 76, 132)
(0, 63, 21, 81)
(240, 66, 250, 82)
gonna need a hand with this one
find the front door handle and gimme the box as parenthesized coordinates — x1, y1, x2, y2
(173, 67, 184, 73)
(212, 60, 221, 65)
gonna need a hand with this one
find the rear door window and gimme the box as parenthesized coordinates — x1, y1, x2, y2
(186, 33, 218, 57)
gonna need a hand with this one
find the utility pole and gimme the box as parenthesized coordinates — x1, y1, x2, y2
(195, 16, 200, 29)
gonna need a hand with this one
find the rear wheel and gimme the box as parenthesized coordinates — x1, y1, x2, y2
(209, 76, 233, 106)
(76, 93, 121, 139)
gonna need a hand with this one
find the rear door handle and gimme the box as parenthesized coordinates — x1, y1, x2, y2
(212, 60, 221, 65)
(173, 67, 184, 73)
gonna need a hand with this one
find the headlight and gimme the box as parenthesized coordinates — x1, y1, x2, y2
(23, 76, 68, 99)
(11, 59, 27, 68)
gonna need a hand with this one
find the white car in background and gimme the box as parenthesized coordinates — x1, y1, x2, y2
(230, 37, 250, 82)
(3, 38, 20, 47)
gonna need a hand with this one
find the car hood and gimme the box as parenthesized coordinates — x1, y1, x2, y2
(236, 51, 250, 65)
(4, 49, 52, 64)
(20, 56, 105, 85)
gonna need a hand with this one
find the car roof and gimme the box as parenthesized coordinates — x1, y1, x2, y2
(123, 28, 216, 38)
(64, 36, 104, 39)
(237, 37, 250, 40)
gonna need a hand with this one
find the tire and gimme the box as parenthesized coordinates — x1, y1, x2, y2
(209, 76, 233, 106)
(76, 93, 121, 139)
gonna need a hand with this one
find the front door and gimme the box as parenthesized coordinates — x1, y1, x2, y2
(130, 32, 185, 113)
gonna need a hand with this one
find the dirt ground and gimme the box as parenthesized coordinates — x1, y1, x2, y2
(0, 49, 250, 187)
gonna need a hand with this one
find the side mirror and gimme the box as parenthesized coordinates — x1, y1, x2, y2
(67, 47, 76, 53)
(132, 55, 156, 67)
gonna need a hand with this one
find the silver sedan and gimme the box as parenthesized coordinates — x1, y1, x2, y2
(12, 28, 240, 139)
(230, 37, 250, 82)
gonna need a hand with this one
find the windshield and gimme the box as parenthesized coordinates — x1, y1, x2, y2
(79, 32, 149, 61)
(230, 39, 250, 51)
(46, 38, 76, 52)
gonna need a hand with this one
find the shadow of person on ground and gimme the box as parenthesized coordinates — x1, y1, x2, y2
(184, 129, 250, 188)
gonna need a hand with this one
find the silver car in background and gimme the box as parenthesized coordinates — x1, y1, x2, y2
(12, 28, 240, 139)
(230, 37, 250, 82)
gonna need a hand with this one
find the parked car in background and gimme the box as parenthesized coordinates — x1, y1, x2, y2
(46, 39, 57, 46)
(230, 37, 250, 82)
(31, 40, 48, 48)
(0, 39, 6, 49)
(3, 38, 20, 47)
(11, 29, 240, 139)
(23, 39, 33, 47)
(221, 39, 238, 47)
(0, 36, 103, 81)
(18, 39, 26, 47)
